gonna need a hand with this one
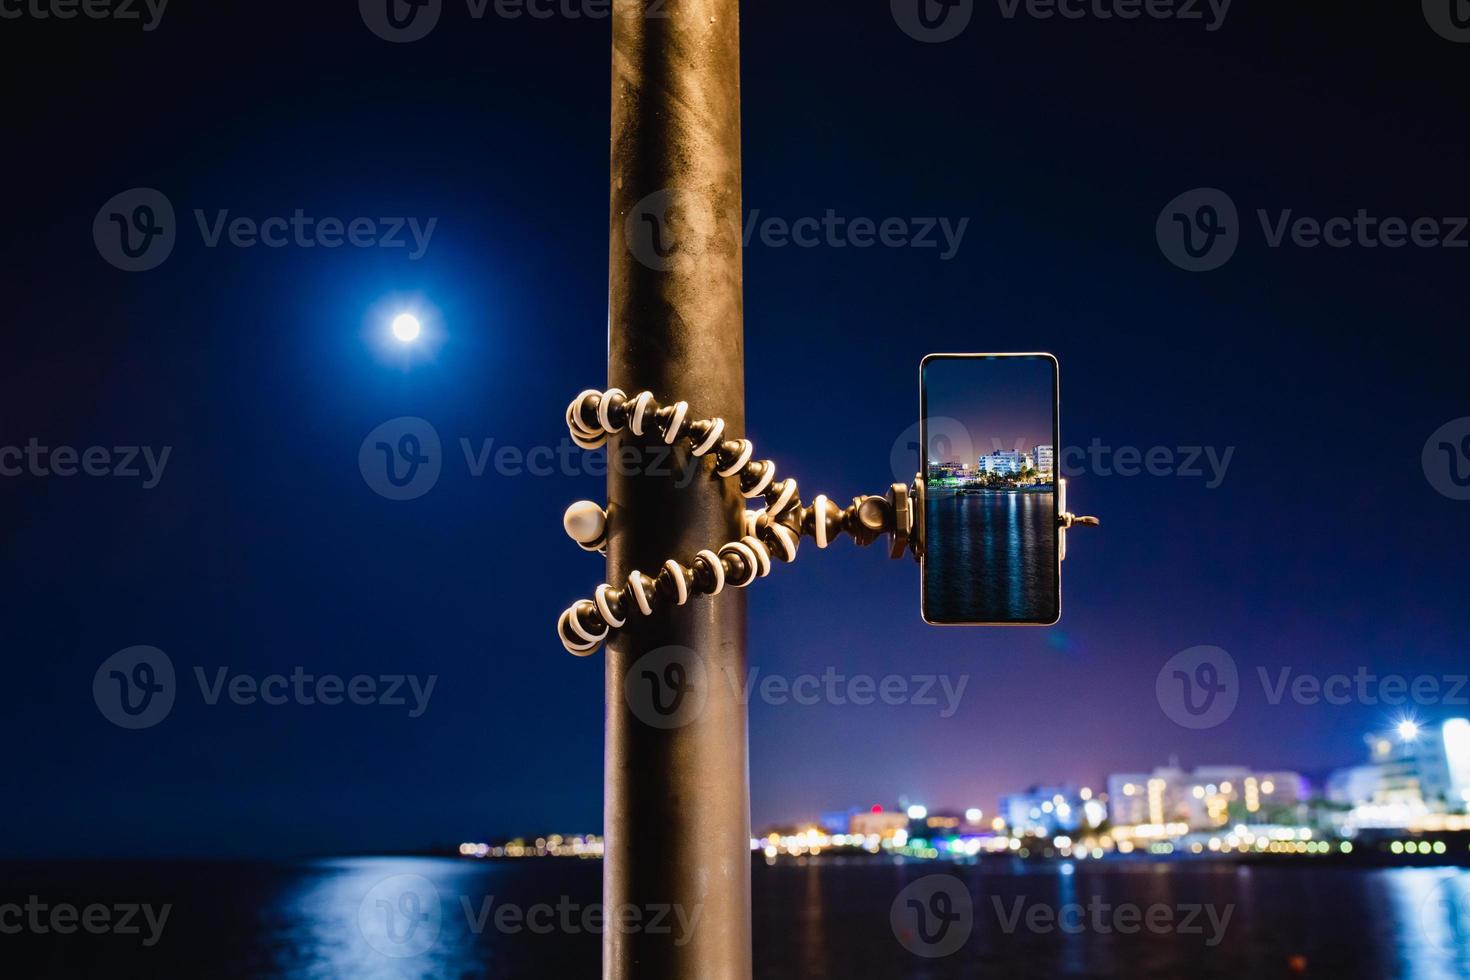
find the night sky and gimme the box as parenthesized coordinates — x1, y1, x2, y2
(4, 2, 1469, 858)
(923, 355, 1055, 459)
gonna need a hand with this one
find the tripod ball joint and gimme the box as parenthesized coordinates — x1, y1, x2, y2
(563, 500, 609, 554)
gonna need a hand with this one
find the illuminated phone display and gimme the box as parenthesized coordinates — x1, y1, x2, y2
(920, 353, 1061, 625)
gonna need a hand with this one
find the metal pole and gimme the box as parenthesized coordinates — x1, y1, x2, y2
(605, 0, 749, 977)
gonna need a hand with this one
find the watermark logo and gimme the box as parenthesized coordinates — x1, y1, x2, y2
(623, 648, 970, 729)
(1159, 188, 1470, 271)
(94, 188, 176, 272)
(0, 0, 169, 30)
(361, 425, 708, 499)
(624, 188, 715, 274)
(1258, 667, 1467, 708)
(94, 650, 437, 727)
(357, 877, 702, 956)
(1424, 417, 1470, 501)
(625, 646, 709, 730)
(1424, 0, 1470, 42)
(361, 0, 443, 42)
(996, 0, 1231, 30)
(0, 898, 171, 946)
(743, 210, 968, 261)
(892, 0, 974, 42)
(193, 667, 437, 716)
(360, 417, 442, 501)
(95, 189, 437, 270)
(359, 874, 442, 958)
(891, 875, 972, 958)
(992, 896, 1233, 945)
(461, 895, 701, 945)
(625, 189, 969, 271)
(361, 0, 667, 40)
(0, 440, 171, 488)
(93, 646, 175, 730)
(1156, 645, 1238, 729)
(1156, 187, 1238, 272)
(1421, 876, 1470, 950)
(907, 420, 1236, 488)
(892, 416, 977, 484)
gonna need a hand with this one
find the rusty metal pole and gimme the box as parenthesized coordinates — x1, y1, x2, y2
(604, 0, 750, 978)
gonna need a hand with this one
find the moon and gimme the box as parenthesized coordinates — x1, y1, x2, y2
(391, 313, 422, 343)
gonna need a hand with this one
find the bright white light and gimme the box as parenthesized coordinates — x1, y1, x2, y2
(391, 313, 422, 343)
(1443, 719, 1470, 804)
(906, 805, 927, 820)
(965, 808, 983, 824)
(1397, 720, 1421, 742)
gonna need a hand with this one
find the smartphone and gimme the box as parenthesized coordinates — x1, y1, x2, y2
(919, 353, 1061, 625)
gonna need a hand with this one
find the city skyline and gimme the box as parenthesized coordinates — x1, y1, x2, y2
(450, 715, 1470, 852)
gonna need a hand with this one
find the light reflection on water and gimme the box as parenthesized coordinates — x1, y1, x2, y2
(923, 491, 1056, 623)
(11, 856, 1464, 977)
(255, 859, 1470, 979)
(1380, 868, 1470, 980)
(264, 857, 493, 979)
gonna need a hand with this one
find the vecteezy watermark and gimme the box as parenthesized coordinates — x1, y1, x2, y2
(94, 188, 437, 272)
(622, 188, 969, 272)
(0, 0, 169, 30)
(1156, 187, 1238, 272)
(0, 440, 171, 489)
(742, 210, 969, 262)
(93, 646, 176, 730)
(360, 417, 443, 501)
(991, 896, 1234, 947)
(1158, 187, 1470, 272)
(1257, 667, 1468, 709)
(996, 0, 1231, 30)
(359, 0, 667, 43)
(1420, 875, 1470, 951)
(93, 188, 176, 272)
(93, 647, 438, 729)
(890, 875, 973, 958)
(1157, 645, 1470, 729)
(891, 0, 975, 43)
(0, 897, 171, 947)
(891, 419, 1235, 488)
(891, 0, 1230, 43)
(360, 0, 443, 42)
(360, 875, 442, 958)
(1423, 0, 1470, 43)
(358, 417, 706, 501)
(1155, 645, 1239, 729)
(623, 646, 970, 730)
(357, 874, 702, 959)
(624, 646, 711, 730)
(194, 667, 437, 717)
(1424, 417, 1470, 501)
(1057, 441, 1233, 487)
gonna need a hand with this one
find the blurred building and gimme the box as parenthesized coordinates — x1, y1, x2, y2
(998, 785, 1103, 837)
(820, 808, 862, 835)
(1107, 766, 1302, 831)
(848, 808, 910, 839)
(1327, 718, 1470, 828)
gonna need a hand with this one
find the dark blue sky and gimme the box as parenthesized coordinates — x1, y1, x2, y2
(3, 2, 1468, 857)
(924, 355, 1055, 457)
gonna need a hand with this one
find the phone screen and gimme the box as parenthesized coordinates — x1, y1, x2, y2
(920, 354, 1061, 625)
